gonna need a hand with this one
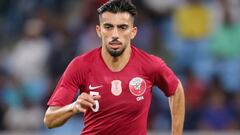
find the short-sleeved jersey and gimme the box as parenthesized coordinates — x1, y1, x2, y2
(47, 46, 179, 135)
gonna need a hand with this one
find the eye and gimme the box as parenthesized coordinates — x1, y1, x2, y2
(104, 24, 113, 30)
(118, 25, 128, 30)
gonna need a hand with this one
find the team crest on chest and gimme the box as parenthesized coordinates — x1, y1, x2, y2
(129, 77, 146, 96)
(111, 80, 122, 96)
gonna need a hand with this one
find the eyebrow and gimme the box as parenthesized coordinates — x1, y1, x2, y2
(103, 23, 114, 27)
(118, 24, 129, 27)
(103, 23, 129, 27)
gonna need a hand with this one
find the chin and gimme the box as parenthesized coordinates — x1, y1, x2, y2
(108, 48, 124, 57)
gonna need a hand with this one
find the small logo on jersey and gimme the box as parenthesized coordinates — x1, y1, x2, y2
(89, 85, 103, 90)
(111, 80, 122, 96)
(129, 77, 146, 96)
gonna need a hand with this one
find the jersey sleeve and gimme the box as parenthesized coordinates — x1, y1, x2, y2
(151, 56, 179, 97)
(47, 57, 84, 106)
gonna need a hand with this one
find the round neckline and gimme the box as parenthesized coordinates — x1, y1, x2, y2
(99, 46, 135, 74)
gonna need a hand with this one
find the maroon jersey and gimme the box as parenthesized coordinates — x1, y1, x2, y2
(48, 46, 179, 135)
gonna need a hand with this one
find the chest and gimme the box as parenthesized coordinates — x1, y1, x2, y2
(83, 68, 153, 113)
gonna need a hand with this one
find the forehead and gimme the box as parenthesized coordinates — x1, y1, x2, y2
(99, 12, 133, 25)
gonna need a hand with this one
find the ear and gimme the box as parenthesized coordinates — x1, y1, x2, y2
(96, 25, 101, 38)
(131, 27, 137, 39)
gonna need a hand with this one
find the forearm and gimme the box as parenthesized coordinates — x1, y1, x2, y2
(44, 103, 76, 129)
(44, 92, 100, 129)
(169, 82, 185, 135)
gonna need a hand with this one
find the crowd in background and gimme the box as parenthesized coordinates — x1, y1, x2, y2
(0, 0, 240, 133)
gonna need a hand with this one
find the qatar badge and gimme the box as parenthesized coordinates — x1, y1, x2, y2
(111, 80, 122, 96)
(129, 77, 146, 96)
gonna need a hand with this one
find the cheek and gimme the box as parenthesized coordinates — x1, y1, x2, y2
(122, 32, 132, 40)
(102, 31, 111, 39)
(101, 32, 111, 40)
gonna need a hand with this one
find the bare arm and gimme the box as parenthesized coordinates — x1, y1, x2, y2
(43, 104, 76, 129)
(169, 81, 185, 135)
(43, 92, 100, 129)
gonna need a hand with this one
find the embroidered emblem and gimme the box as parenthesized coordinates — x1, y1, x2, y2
(129, 77, 146, 96)
(89, 85, 103, 90)
(111, 80, 122, 96)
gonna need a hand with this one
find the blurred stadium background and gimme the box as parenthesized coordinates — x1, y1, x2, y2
(0, 0, 240, 134)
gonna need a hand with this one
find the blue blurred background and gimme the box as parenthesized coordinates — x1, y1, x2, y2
(0, 0, 240, 134)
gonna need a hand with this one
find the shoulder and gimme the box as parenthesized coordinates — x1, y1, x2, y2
(73, 48, 100, 64)
(132, 46, 165, 66)
(67, 48, 100, 71)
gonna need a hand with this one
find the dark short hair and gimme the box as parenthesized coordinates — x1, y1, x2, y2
(97, 0, 137, 17)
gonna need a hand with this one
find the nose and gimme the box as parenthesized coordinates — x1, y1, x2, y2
(112, 27, 119, 39)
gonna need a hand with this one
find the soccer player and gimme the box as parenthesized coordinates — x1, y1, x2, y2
(44, 0, 185, 135)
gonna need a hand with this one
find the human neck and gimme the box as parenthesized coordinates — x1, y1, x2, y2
(101, 46, 131, 72)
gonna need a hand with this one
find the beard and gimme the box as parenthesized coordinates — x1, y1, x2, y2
(106, 46, 126, 57)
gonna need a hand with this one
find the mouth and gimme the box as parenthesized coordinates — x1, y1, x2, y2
(109, 42, 122, 50)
